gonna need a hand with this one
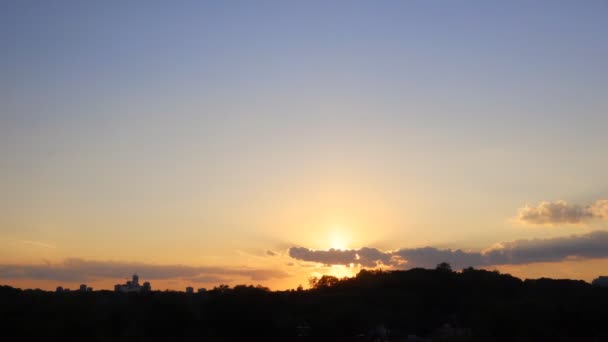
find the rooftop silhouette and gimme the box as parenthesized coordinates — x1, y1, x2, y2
(114, 274, 151, 293)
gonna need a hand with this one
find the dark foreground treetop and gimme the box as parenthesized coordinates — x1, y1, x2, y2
(2, 266, 608, 341)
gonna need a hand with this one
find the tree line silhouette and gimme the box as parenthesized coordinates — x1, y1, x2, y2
(2, 263, 608, 341)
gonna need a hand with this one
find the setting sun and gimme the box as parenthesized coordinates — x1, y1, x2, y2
(328, 225, 351, 250)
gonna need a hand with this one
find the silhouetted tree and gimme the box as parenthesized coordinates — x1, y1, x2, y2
(3, 267, 608, 341)
(435, 262, 452, 272)
(213, 284, 230, 293)
(316, 275, 340, 288)
(462, 266, 476, 273)
(308, 276, 318, 289)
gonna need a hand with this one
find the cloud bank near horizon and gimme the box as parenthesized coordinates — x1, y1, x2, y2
(517, 200, 608, 225)
(5, 230, 608, 285)
(288, 230, 608, 270)
(0, 258, 289, 283)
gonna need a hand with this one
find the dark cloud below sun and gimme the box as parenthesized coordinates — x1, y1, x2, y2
(288, 230, 608, 270)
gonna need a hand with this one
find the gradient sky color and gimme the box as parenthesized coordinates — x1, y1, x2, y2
(1, 1, 608, 291)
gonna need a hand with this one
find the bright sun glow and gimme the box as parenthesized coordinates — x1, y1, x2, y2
(328, 265, 356, 278)
(328, 225, 351, 250)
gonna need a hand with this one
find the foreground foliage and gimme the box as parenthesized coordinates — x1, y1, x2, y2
(2, 267, 608, 341)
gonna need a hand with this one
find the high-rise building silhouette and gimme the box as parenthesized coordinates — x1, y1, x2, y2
(114, 274, 150, 293)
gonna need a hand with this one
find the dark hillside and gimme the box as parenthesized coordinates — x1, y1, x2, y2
(2, 267, 608, 341)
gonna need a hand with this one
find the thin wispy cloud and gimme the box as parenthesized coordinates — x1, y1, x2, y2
(0, 258, 289, 283)
(20, 240, 57, 249)
(288, 231, 608, 270)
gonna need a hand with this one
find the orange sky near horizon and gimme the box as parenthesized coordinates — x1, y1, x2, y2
(4, 258, 608, 292)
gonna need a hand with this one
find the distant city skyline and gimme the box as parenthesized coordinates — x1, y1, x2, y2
(1, 1, 608, 290)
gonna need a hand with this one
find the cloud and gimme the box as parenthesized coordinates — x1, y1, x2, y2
(288, 246, 484, 270)
(483, 231, 608, 265)
(289, 247, 392, 267)
(590, 200, 608, 219)
(20, 240, 56, 249)
(288, 231, 608, 269)
(516, 199, 608, 225)
(289, 248, 358, 266)
(266, 250, 277, 256)
(393, 247, 483, 270)
(517, 200, 594, 225)
(188, 275, 232, 284)
(0, 258, 289, 283)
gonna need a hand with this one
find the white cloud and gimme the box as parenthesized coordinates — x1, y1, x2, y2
(517, 200, 594, 225)
(590, 200, 608, 219)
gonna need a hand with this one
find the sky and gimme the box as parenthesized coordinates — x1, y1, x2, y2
(1, 0, 608, 291)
